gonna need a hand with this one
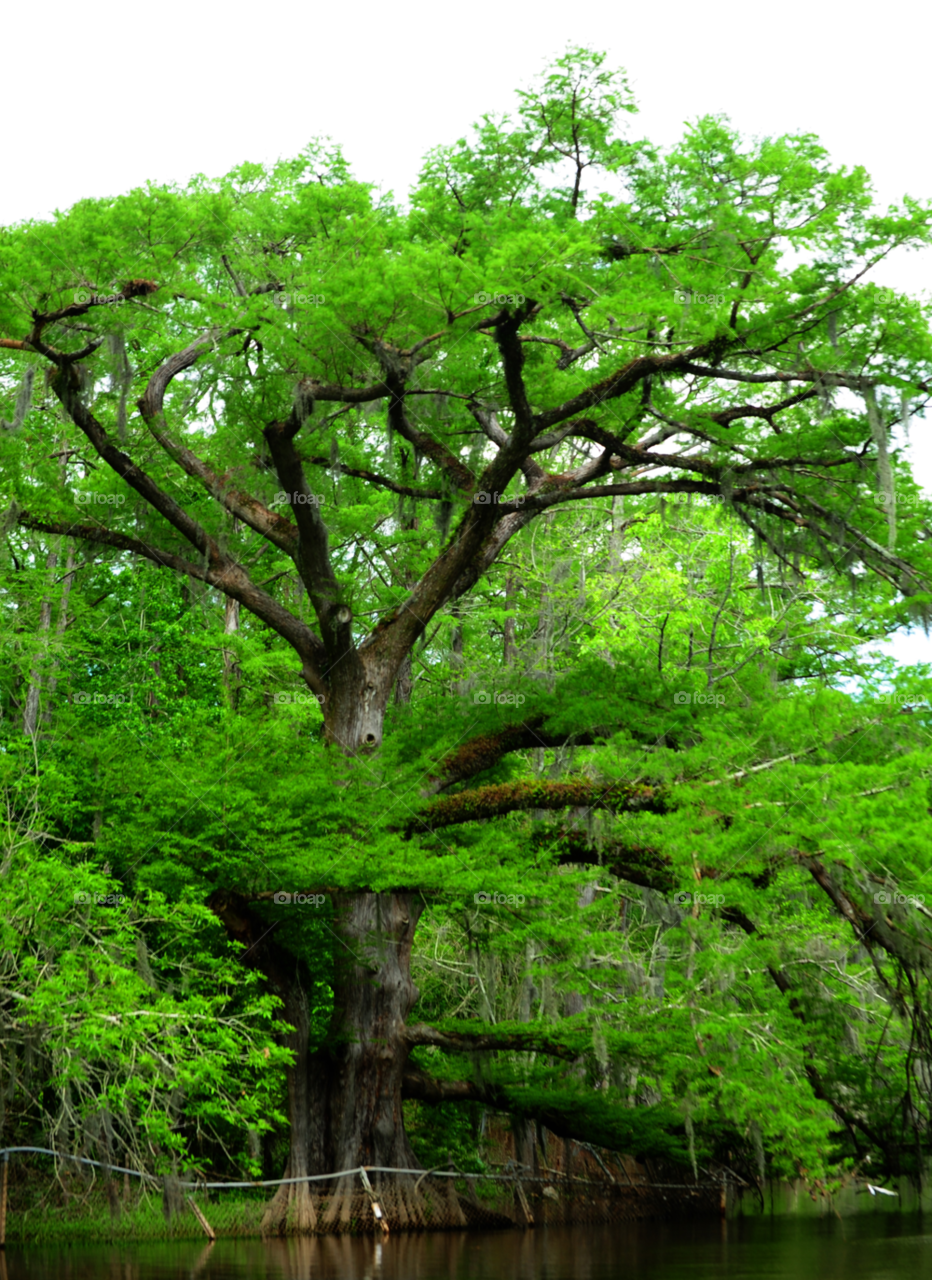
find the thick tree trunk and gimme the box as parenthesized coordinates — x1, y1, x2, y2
(262, 890, 427, 1234)
(322, 655, 393, 752)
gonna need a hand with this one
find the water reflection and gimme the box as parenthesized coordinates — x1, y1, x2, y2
(6, 1217, 932, 1280)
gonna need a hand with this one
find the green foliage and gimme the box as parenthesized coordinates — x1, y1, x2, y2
(0, 763, 290, 1176)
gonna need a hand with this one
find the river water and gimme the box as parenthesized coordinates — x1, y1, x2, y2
(4, 1216, 932, 1279)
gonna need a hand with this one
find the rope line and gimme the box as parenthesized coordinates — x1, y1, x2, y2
(0, 1149, 730, 1193)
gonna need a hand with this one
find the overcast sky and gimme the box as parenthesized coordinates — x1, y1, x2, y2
(5, 0, 931, 668)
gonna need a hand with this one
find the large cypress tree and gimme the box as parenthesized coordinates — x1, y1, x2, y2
(3, 47, 932, 1229)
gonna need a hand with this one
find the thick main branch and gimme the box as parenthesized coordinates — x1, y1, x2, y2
(405, 779, 666, 837)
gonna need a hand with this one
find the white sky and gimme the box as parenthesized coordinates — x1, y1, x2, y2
(4, 0, 931, 669)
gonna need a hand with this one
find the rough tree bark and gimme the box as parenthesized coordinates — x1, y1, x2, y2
(321, 654, 395, 753)
(209, 886, 426, 1233)
(306, 891, 425, 1230)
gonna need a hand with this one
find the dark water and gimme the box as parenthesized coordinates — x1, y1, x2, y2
(4, 1216, 932, 1279)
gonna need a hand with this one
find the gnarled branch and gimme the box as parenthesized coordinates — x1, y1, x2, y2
(405, 779, 666, 837)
